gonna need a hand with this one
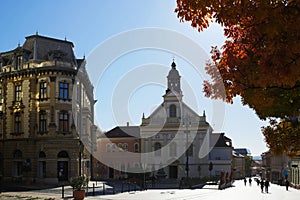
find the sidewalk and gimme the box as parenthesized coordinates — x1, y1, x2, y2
(0, 180, 140, 200)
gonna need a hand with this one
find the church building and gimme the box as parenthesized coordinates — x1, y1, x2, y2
(140, 61, 232, 180)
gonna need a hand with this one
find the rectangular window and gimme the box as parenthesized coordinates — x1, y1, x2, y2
(40, 82, 47, 99)
(15, 56, 22, 70)
(15, 85, 22, 102)
(39, 111, 47, 133)
(14, 161, 23, 177)
(14, 112, 21, 134)
(186, 144, 193, 157)
(59, 82, 69, 99)
(59, 112, 69, 132)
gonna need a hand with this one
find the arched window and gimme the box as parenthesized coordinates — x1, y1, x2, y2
(154, 142, 162, 156)
(134, 143, 139, 153)
(57, 151, 68, 181)
(112, 143, 116, 152)
(13, 150, 22, 158)
(57, 151, 69, 158)
(39, 151, 46, 158)
(169, 142, 177, 157)
(123, 143, 128, 152)
(169, 104, 176, 117)
(118, 143, 123, 151)
(106, 144, 111, 152)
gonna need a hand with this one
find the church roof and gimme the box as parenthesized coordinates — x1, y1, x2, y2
(212, 133, 232, 147)
(103, 126, 140, 138)
(167, 61, 180, 77)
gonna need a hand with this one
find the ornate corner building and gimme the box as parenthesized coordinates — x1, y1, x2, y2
(0, 34, 97, 184)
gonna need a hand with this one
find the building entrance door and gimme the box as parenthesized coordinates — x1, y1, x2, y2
(57, 161, 68, 181)
(169, 166, 178, 179)
(109, 167, 114, 179)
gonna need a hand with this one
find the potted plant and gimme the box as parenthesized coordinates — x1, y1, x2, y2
(70, 176, 89, 200)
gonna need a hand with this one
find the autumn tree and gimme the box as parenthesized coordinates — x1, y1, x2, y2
(262, 118, 300, 155)
(175, 0, 300, 153)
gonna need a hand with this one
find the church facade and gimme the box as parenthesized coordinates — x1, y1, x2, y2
(0, 34, 97, 184)
(140, 61, 233, 180)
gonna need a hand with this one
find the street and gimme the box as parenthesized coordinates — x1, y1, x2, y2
(87, 180, 300, 200)
(1, 180, 299, 200)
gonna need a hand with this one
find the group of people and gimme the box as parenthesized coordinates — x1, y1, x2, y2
(244, 177, 270, 193)
(243, 177, 290, 192)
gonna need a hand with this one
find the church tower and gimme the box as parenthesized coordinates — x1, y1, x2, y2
(163, 60, 183, 118)
(166, 61, 182, 95)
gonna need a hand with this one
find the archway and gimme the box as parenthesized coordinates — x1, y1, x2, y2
(57, 151, 69, 181)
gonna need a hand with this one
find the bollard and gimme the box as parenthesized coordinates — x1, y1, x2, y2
(93, 183, 95, 196)
(103, 183, 105, 195)
(86, 184, 88, 197)
(128, 182, 130, 192)
(62, 185, 64, 198)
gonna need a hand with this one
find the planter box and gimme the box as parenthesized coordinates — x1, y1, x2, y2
(73, 190, 85, 200)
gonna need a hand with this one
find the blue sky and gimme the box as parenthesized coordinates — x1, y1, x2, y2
(0, 0, 268, 156)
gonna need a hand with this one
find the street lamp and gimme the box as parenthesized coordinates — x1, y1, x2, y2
(79, 141, 83, 176)
(141, 163, 147, 190)
(183, 117, 191, 180)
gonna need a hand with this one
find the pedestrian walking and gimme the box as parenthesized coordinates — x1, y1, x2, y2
(256, 178, 260, 186)
(265, 179, 270, 193)
(249, 178, 252, 186)
(244, 177, 247, 186)
(260, 179, 264, 193)
(285, 179, 289, 191)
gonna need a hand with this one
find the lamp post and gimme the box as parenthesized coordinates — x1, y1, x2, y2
(141, 163, 147, 190)
(79, 141, 83, 176)
(183, 117, 191, 180)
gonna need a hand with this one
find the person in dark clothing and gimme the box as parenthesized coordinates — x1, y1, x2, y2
(285, 179, 289, 191)
(256, 178, 260, 186)
(265, 179, 270, 193)
(244, 177, 247, 186)
(260, 179, 264, 193)
(249, 178, 252, 186)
